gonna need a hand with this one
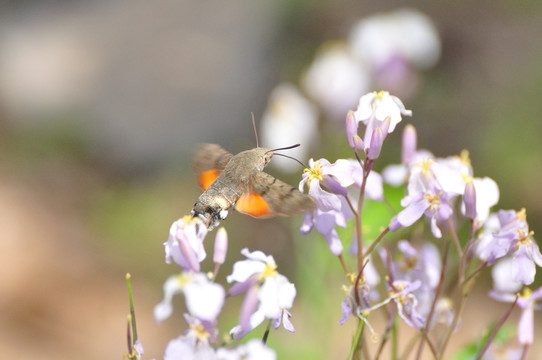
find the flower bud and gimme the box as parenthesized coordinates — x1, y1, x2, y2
(402, 124, 417, 165)
(464, 181, 477, 220)
(346, 110, 359, 148)
(213, 227, 228, 265)
(368, 127, 384, 160)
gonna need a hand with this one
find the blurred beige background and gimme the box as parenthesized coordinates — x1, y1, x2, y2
(1, 1, 542, 359)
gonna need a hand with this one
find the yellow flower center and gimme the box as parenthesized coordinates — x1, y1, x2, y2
(372, 91, 387, 108)
(517, 208, 527, 222)
(175, 273, 193, 287)
(303, 161, 323, 182)
(417, 158, 434, 175)
(423, 192, 442, 211)
(189, 323, 211, 342)
(259, 261, 278, 280)
(459, 149, 471, 166)
(516, 229, 535, 247)
(520, 287, 532, 298)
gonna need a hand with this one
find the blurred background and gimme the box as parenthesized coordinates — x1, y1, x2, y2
(1, 1, 542, 359)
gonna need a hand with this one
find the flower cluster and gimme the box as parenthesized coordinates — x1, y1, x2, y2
(258, 8, 440, 174)
(134, 87, 542, 360)
(293, 89, 542, 359)
(151, 215, 298, 359)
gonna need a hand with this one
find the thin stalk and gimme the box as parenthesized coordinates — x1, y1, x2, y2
(262, 320, 272, 344)
(520, 344, 530, 360)
(126, 273, 138, 343)
(338, 254, 349, 276)
(362, 227, 390, 259)
(391, 313, 398, 360)
(374, 306, 396, 359)
(474, 296, 518, 360)
(447, 218, 463, 257)
(415, 238, 451, 360)
(438, 229, 475, 358)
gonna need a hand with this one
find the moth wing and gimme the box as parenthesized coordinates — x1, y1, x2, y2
(192, 143, 233, 189)
(235, 172, 315, 218)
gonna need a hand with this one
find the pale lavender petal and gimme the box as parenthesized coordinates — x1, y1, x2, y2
(512, 251, 536, 285)
(325, 229, 344, 256)
(281, 310, 295, 332)
(240, 286, 260, 332)
(396, 198, 429, 227)
(518, 305, 534, 345)
(300, 212, 313, 234)
(339, 298, 352, 325)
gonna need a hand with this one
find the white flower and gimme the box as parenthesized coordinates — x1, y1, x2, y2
(260, 83, 318, 173)
(154, 272, 225, 322)
(349, 8, 440, 70)
(301, 43, 369, 118)
(216, 339, 277, 360)
(227, 249, 297, 339)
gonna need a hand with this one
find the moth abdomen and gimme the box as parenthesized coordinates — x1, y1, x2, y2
(191, 178, 241, 230)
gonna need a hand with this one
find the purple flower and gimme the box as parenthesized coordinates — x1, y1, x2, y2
(388, 280, 426, 329)
(299, 158, 354, 255)
(164, 216, 208, 271)
(490, 287, 542, 345)
(477, 209, 542, 286)
(385, 241, 441, 320)
(339, 260, 380, 325)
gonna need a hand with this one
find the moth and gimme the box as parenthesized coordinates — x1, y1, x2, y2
(191, 141, 315, 230)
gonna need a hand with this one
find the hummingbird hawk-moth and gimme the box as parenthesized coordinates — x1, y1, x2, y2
(191, 143, 315, 230)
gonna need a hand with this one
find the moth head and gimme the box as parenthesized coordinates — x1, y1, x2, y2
(263, 144, 301, 168)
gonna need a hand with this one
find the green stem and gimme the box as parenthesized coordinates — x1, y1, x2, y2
(126, 273, 138, 343)
(348, 319, 365, 360)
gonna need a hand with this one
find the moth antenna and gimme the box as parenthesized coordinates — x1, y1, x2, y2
(273, 153, 308, 169)
(251, 112, 260, 148)
(267, 143, 301, 152)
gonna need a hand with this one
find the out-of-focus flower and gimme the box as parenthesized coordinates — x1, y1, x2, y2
(387, 240, 441, 319)
(463, 181, 477, 220)
(485, 344, 523, 360)
(213, 227, 228, 266)
(165, 216, 208, 272)
(353, 91, 411, 157)
(216, 339, 277, 360)
(348, 8, 440, 96)
(339, 260, 380, 325)
(226, 249, 296, 340)
(466, 177, 499, 228)
(381, 125, 434, 186)
(154, 272, 225, 323)
(164, 335, 217, 360)
(182, 313, 219, 345)
(260, 83, 318, 173)
(389, 159, 456, 238)
(477, 209, 542, 286)
(302, 42, 369, 119)
(388, 280, 426, 329)
(490, 287, 542, 345)
(492, 257, 523, 294)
